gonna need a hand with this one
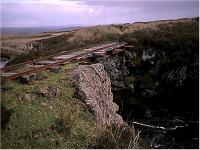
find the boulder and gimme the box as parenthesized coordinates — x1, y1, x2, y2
(72, 63, 124, 126)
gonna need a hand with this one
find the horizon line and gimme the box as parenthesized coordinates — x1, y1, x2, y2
(1, 16, 198, 28)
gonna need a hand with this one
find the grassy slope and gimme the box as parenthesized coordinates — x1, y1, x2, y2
(1, 62, 142, 149)
(1, 63, 101, 148)
(2, 18, 196, 64)
(1, 18, 197, 148)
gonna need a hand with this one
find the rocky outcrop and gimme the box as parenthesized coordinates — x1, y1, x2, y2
(72, 63, 124, 126)
(142, 49, 156, 61)
(98, 55, 129, 90)
(16, 42, 44, 51)
(162, 66, 187, 87)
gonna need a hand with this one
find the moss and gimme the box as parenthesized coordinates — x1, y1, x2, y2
(1, 62, 99, 149)
(143, 73, 155, 90)
(1, 62, 142, 149)
(125, 75, 136, 84)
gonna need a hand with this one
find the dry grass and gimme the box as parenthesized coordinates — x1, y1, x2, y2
(91, 124, 141, 149)
(1, 18, 194, 57)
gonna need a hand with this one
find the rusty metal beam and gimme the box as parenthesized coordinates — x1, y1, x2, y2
(1, 43, 126, 81)
(1, 42, 114, 72)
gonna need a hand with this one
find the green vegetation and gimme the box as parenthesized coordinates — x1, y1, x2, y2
(1, 63, 97, 148)
(5, 18, 198, 65)
(122, 20, 198, 92)
(121, 21, 199, 68)
(1, 49, 20, 60)
(1, 62, 140, 149)
(93, 124, 140, 149)
(1, 19, 198, 148)
(9, 26, 121, 65)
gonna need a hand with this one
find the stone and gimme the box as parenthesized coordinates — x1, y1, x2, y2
(144, 110, 152, 119)
(98, 55, 129, 85)
(92, 51, 105, 57)
(41, 102, 48, 107)
(39, 86, 61, 98)
(163, 66, 187, 87)
(39, 87, 49, 97)
(18, 73, 36, 84)
(23, 93, 35, 102)
(142, 49, 156, 61)
(49, 66, 61, 73)
(72, 63, 124, 126)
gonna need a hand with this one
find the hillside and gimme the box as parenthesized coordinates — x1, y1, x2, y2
(1, 17, 199, 149)
(1, 18, 197, 65)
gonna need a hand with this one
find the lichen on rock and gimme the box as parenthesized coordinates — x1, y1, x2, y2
(72, 63, 124, 126)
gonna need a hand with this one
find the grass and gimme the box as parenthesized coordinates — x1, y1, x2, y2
(92, 124, 141, 149)
(1, 62, 142, 149)
(3, 18, 197, 65)
(1, 62, 99, 148)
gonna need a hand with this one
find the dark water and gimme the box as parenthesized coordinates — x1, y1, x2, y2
(113, 82, 199, 149)
(1, 26, 83, 35)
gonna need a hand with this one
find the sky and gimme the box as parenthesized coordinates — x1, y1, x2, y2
(1, 0, 199, 27)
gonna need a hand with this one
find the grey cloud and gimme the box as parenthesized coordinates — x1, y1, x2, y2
(80, 1, 198, 13)
(1, 0, 199, 27)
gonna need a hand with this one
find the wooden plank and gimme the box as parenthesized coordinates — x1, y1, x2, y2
(27, 64, 45, 68)
(125, 45, 134, 48)
(112, 49, 124, 54)
(0, 43, 111, 71)
(54, 54, 77, 60)
(1, 72, 17, 77)
(35, 60, 59, 65)
(1, 43, 126, 81)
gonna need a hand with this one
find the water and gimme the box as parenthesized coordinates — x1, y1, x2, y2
(1, 26, 83, 35)
(113, 88, 199, 149)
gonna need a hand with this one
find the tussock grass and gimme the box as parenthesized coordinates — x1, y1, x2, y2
(92, 124, 141, 149)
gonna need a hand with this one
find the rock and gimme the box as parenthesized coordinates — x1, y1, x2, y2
(72, 63, 124, 126)
(18, 73, 36, 84)
(39, 86, 61, 97)
(144, 110, 152, 119)
(162, 66, 187, 87)
(49, 66, 61, 73)
(142, 49, 156, 61)
(39, 87, 49, 97)
(23, 93, 35, 102)
(41, 102, 48, 107)
(97, 55, 129, 91)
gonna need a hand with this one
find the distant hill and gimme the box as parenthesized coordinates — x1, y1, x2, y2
(1, 26, 83, 35)
(1, 17, 198, 64)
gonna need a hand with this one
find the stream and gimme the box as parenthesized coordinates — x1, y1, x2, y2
(113, 88, 199, 149)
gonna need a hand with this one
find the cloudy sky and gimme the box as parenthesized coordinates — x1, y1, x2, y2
(1, 0, 199, 27)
